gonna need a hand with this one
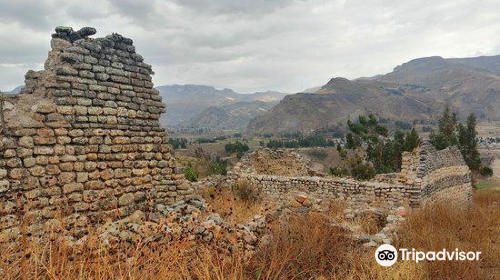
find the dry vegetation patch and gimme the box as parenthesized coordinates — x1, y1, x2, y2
(0, 190, 498, 280)
(201, 182, 268, 225)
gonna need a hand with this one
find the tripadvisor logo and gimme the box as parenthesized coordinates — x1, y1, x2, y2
(375, 244, 482, 267)
(375, 244, 398, 266)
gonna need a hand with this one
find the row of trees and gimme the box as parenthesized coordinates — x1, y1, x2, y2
(336, 114, 420, 179)
(267, 133, 337, 149)
(224, 141, 250, 158)
(169, 138, 188, 149)
(430, 107, 492, 176)
(335, 109, 493, 180)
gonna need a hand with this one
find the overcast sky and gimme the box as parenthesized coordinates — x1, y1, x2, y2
(1, 0, 500, 93)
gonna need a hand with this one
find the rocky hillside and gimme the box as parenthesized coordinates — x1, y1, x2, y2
(181, 101, 274, 131)
(248, 55, 500, 135)
(156, 85, 287, 128)
(0, 85, 23, 95)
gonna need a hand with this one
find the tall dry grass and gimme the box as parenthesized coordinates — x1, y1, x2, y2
(0, 189, 498, 280)
(201, 182, 268, 224)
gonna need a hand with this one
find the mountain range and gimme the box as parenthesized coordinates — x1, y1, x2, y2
(248, 55, 500, 134)
(1, 85, 23, 95)
(156, 85, 287, 130)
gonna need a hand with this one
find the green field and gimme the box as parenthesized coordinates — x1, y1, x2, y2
(475, 179, 500, 191)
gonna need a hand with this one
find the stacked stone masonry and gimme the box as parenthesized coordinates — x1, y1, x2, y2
(231, 144, 472, 210)
(0, 27, 191, 241)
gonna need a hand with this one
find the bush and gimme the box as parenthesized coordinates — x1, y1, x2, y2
(479, 165, 493, 177)
(233, 180, 260, 203)
(225, 141, 250, 155)
(207, 159, 228, 176)
(266, 133, 336, 149)
(195, 137, 216, 144)
(183, 165, 198, 182)
(169, 138, 187, 149)
(330, 166, 350, 177)
(307, 150, 328, 160)
(395, 120, 412, 130)
(350, 160, 376, 180)
(422, 126, 433, 133)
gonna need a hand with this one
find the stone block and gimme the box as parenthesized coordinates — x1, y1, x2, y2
(118, 193, 134, 206)
(19, 136, 34, 148)
(63, 183, 83, 194)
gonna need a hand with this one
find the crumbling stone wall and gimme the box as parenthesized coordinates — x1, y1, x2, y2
(237, 148, 323, 176)
(0, 27, 191, 241)
(413, 142, 472, 206)
(231, 141, 472, 209)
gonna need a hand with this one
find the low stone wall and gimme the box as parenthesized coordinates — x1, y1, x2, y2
(0, 27, 191, 241)
(236, 174, 420, 209)
(231, 143, 472, 209)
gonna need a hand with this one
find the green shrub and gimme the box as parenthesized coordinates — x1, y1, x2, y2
(207, 159, 228, 176)
(169, 138, 187, 149)
(184, 165, 198, 182)
(233, 180, 260, 203)
(479, 166, 493, 177)
(307, 150, 328, 160)
(225, 141, 250, 155)
(350, 160, 376, 181)
(330, 166, 350, 177)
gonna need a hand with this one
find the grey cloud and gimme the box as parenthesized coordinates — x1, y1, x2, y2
(0, 0, 52, 30)
(171, 0, 301, 16)
(1, 0, 500, 93)
(106, 0, 156, 23)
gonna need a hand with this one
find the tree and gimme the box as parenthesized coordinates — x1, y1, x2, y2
(458, 114, 482, 172)
(405, 128, 420, 151)
(225, 141, 250, 157)
(432, 109, 491, 176)
(431, 105, 458, 149)
(339, 114, 421, 178)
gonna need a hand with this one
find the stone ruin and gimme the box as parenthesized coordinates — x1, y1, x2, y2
(0, 26, 474, 248)
(0, 27, 193, 241)
(236, 148, 324, 176)
(231, 142, 472, 211)
(229, 143, 473, 247)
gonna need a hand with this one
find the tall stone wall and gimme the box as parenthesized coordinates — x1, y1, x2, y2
(231, 142, 472, 209)
(415, 142, 472, 206)
(0, 27, 191, 241)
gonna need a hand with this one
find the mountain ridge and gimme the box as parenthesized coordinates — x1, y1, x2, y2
(247, 55, 500, 134)
(156, 84, 288, 128)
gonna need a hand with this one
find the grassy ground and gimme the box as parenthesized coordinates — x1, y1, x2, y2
(475, 180, 500, 190)
(1, 189, 498, 279)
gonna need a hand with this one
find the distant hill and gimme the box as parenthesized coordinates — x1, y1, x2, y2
(156, 84, 287, 129)
(1, 85, 23, 95)
(248, 55, 500, 135)
(303, 86, 321, 93)
(447, 55, 500, 75)
(181, 100, 275, 131)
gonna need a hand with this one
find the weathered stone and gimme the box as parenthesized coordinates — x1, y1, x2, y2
(118, 193, 135, 206)
(23, 157, 36, 168)
(63, 183, 84, 194)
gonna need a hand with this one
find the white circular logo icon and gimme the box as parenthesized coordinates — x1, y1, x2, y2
(375, 244, 398, 266)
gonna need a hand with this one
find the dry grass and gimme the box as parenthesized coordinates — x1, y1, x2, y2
(0, 189, 499, 280)
(201, 183, 268, 224)
(386, 189, 500, 280)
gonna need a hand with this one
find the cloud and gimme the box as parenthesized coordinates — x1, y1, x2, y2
(1, 0, 500, 93)
(170, 0, 301, 16)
